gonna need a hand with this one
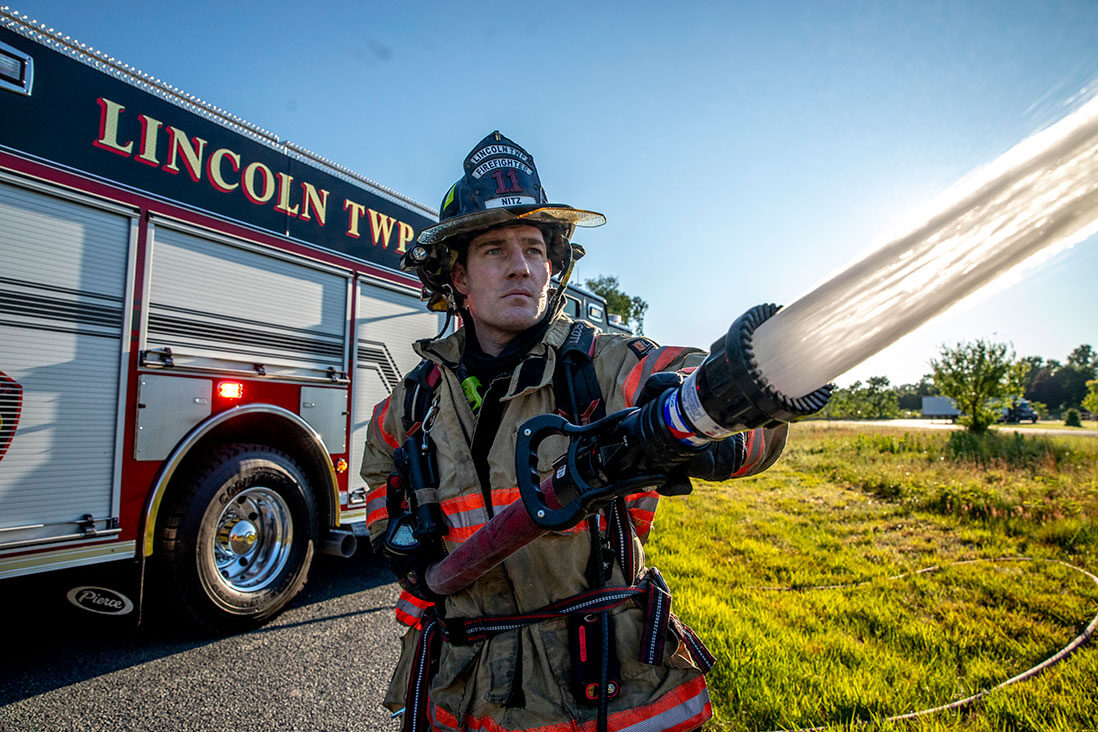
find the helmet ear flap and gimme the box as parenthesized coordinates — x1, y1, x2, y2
(426, 283, 459, 313)
(541, 224, 577, 276)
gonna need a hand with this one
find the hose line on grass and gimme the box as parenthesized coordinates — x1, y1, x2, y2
(749, 556, 1098, 732)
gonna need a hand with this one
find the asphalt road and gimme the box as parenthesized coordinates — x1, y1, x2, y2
(1, 550, 403, 731)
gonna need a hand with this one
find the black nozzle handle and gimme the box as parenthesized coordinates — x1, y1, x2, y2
(515, 411, 666, 531)
(515, 414, 593, 530)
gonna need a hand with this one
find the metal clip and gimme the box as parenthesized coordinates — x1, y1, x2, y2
(421, 395, 440, 438)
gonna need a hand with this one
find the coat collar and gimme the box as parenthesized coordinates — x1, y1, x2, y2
(414, 314, 574, 401)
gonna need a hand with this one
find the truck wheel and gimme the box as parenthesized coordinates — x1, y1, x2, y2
(159, 444, 317, 633)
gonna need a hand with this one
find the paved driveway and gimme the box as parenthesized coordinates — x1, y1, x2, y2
(1, 550, 403, 731)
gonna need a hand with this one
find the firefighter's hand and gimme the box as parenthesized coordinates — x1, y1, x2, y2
(372, 535, 442, 603)
(657, 435, 744, 495)
(635, 371, 685, 407)
(680, 434, 745, 482)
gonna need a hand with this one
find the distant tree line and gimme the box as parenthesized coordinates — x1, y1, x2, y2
(1019, 344, 1097, 414)
(820, 342, 1097, 431)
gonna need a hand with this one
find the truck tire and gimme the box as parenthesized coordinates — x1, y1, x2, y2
(159, 444, 317, 633)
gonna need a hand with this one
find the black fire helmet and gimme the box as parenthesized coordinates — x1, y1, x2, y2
(401, 131, 605, 314)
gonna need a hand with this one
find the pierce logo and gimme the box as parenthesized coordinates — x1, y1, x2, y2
(66, 586, 135, 616)
(0, 370, 21, 463)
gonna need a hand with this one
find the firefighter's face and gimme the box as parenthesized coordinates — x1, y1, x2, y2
(452, 224, 551, 352)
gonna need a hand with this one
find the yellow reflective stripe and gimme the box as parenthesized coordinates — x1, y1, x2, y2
(0, 541, 136, 580)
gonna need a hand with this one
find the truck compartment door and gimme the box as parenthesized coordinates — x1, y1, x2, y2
(0, 178, 133, 552)
(144, 222, 350, 381)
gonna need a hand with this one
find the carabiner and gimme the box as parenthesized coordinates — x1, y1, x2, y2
(421, 395, 440, 439)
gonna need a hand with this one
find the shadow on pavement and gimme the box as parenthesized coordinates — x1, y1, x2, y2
(0, 548, 395, 705)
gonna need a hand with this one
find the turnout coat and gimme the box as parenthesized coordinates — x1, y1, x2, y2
(361, 314, 788, 732)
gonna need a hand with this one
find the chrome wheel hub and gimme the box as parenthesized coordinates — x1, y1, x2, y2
(206, 486, 293, 593)
(228, 520, 258, 554)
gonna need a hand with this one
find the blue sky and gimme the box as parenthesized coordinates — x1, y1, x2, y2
(11, 1, 1098, 386)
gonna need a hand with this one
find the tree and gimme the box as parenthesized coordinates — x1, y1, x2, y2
(1018, 355, 1045, 393)
(1007, 359, 1033, 400)
(583, 275, 649, 334)
(895, 374, 937, 411)
(1026, 366, 1066, 412)
(930, 339, 1015, 434)
(865, 376, 900, 418)
(822, 377, 898, 419)
(824, 381, 866, 419)
(1083, 379, 1098, 417)
(1024, 346, 1095, 413)
(1067, 344, 1096, 370)
(1059, 365, 1095, 410)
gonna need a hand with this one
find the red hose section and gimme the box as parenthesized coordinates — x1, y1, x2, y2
(424, 475, 559, 596)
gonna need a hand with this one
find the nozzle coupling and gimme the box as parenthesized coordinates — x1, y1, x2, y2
(680, 303, 832, 438)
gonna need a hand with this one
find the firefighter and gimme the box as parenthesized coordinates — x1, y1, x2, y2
(360, 131, 789, 732)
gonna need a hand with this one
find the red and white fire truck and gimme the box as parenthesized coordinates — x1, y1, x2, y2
(0, 9, 630, 632)
(0, 9, 455, 632)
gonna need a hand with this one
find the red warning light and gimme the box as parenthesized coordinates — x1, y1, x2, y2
(217, 381, 244, 399)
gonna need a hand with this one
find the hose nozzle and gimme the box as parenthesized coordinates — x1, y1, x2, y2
(679, 303, 832, 438)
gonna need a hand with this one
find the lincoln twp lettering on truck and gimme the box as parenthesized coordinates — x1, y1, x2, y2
(0, 8, 627, 632)
(93, 98, 416, 251)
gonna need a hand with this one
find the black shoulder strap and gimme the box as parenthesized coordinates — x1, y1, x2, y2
(554, 321, 606, 425)
(401, 359, 442, 436)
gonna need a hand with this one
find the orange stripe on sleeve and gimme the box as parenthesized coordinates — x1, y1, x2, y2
(431, 675, 710, 732)
(373, 397, 400, 450)
(732, 428, 765, 477)
(652, 346, 686, 373)
(365, 484, 387, 527)
(623, 359, 647, 408)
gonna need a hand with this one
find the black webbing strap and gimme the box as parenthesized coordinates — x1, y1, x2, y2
(555, 322, 612, 731)
(428, 571, 712, 667)
(440, 585, 643, 644)
(401, 360, 441, 437)
(555, 321, 606, 426)
(404, 616, 442, 732)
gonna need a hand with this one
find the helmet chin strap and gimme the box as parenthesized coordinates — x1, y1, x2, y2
(544, 240, 582, 321)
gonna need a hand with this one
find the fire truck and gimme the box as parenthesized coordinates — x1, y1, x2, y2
(0, 9, 630, 633)
(0, 9, 453, 632)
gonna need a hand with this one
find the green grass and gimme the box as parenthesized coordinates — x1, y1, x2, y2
(645, 424, 1098, 731)
(993, 420, 1098, 432)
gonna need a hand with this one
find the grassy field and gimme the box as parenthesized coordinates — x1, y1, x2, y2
(645, 424, 1098, 731)
(994, 420, 1098, 432)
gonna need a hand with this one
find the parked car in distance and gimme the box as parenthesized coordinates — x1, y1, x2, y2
(1000, 399, 1040, 424)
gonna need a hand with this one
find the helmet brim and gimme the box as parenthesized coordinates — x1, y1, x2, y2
(417, 204, 606, 246)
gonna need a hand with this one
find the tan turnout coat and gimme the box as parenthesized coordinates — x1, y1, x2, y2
(361, 314, 788, 732)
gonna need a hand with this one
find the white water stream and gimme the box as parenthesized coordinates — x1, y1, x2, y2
(752, 94, 1098, 398)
